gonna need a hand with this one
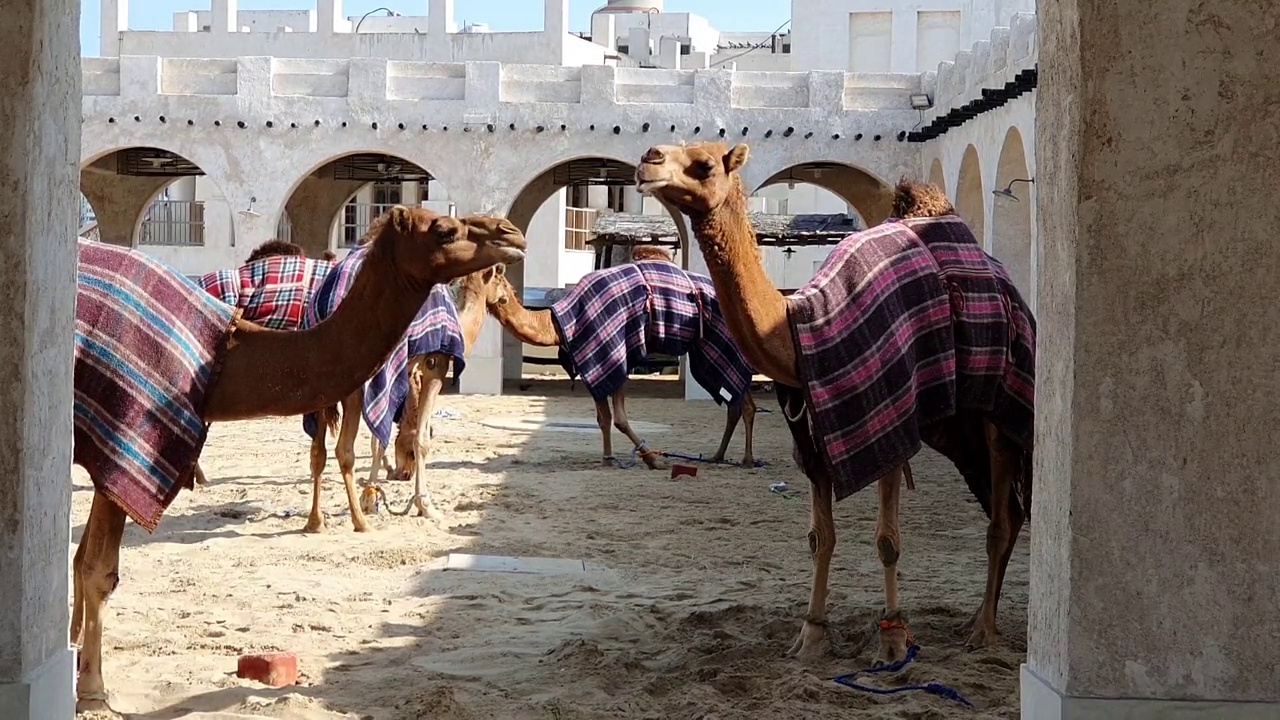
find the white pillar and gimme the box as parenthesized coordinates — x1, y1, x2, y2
(317, 0, 343, 34)
(1023, 0, 1280, 717)
(544, 0, 567, 35)
(99, 0, 128, 57)
(458, 322, 504, 395)
(428, 0, 454, 35)
(212, 0, 238, 33)
(0, 0, 79, 716)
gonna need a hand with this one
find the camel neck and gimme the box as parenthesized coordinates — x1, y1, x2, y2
(687, 187, 800, 386)
(489, 292, 560, 347)
(202, 244, 435, 421)
(456, 281, 488, 352)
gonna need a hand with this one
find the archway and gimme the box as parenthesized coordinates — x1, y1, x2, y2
(502, 156, 691, 386)
(955, 145, 986, 244)
(79, 147, 229, 249)
(755, 161, 890, 292)
(279, 152, 445, 258)
(928, 157, 947, 194)
(991, 127, 1033, 298)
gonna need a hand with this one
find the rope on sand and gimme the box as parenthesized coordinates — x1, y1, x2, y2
(613, 439, 767, 469)
(833, 643, 974, 708)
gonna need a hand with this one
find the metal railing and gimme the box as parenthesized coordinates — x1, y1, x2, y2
(139, 200, 205, 246)
(564, 206, 598, 251)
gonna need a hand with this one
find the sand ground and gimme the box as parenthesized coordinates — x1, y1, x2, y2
(73, 376, 1028, 720)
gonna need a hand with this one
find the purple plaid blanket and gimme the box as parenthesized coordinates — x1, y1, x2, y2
(197, 256, 333, 331)
(780, 215, 1036, 502)
(74, 241, 237, 531)
(300, 245, 465, 445)
(550, 260, 755, 404)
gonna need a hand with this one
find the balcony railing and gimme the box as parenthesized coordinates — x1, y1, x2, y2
(564, 206, 598, 251)
(341, 202, 395, 247)
(139, 200, 205, 246)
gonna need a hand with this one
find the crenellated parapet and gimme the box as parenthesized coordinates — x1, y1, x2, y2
(918, 12, 1037, 126)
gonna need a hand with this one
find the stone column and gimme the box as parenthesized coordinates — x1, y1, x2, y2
(212, 0, 238, 33)
(0, 0, 80, 716)
(99, 0, 128, 57)
(1023, 1, 1280, 717)
(428, 0, 454, 35)
(79, 169, 170, 247)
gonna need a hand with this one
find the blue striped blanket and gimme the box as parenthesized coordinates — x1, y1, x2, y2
(550, 260, 755, 404)
(74, 241, 237, 531)
(300, 245, 466, 445)
(779, 215, 1036, 503)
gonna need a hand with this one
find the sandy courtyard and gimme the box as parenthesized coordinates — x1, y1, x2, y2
(72, 376, 1028, 720)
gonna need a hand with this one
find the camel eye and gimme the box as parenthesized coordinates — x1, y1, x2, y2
(690, 159, 715, 179)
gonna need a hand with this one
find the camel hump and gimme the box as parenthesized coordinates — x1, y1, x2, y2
(892, 178, 954, 219)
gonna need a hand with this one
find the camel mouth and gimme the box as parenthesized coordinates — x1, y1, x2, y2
(636, 179, 670, 194)
(493, 246, 526, 263)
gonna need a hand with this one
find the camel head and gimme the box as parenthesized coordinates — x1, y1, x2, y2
(631, 244, 675, 263)
(371, 206, 527, 287)
(459, 263, 510, 308)
(635, 142, 749, 216)
(485, 272, 519, 314)
(245, 238, 305, 264)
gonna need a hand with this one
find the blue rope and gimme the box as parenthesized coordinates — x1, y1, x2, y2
(613, 440, 768, 469)
(833, 644, 974, 708)
(661, 450, 766, 468)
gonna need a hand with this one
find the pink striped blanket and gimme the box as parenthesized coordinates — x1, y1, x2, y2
(778, 215, 1035, 502)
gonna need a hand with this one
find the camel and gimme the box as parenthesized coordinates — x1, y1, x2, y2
(192, 238, 329, 486)
(485, 257, 758, 469)
(636, 142, 1035, 664)
(305, 262, 508, 531)
(71, 206, 526, 713)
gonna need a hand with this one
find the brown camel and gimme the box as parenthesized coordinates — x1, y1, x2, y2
(636, 141, 1034, 663)
(310, 263, 508, 530)
(193, 237, 314, 487)
(71, 206, 526, 712)
(485, 269, 757, 468)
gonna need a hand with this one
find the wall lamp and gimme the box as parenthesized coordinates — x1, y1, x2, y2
(909, 93, 933, 110)
(993, 177, 1034, 201)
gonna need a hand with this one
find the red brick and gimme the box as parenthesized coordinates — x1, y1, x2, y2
(670, 464, 698, 479)
(237, 652, 299, 687)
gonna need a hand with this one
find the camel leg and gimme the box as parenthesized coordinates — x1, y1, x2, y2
(740, 392, 757, 467)
(875, 464, 911, 665)
(709, 402, 741, 463)
(193, 460, 208, 487)
(611, 390, 665, 469)
(368, 435, 384, 486)
(964, 421, 1025, 649)
(787, 476, 835, 659)
(303, 413, 330, 533)
(408, 362, 448, 522)
(596, 399, 615, 467)
(74, 490, 127, 713)
(336, 392, 371, 532)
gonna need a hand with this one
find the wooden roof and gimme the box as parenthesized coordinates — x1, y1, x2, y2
(589, 211, 863, 247)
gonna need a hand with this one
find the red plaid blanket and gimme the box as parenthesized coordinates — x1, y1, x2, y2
(198, 255, 333, 330)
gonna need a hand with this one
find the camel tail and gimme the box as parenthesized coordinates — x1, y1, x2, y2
(320, 404, 340, 436)
(892, 178, 955, 219)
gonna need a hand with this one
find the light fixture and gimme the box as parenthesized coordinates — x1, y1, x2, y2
(239, 195, 261, 217)
(993, 178, 1034, 201)
(355, 7, 400, 33)
(909, 93, 933, 110)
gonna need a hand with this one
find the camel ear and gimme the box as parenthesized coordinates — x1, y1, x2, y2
(724, 144, 750, 173)
(494, 263, 506, 276)
(388, 205, 415, 235)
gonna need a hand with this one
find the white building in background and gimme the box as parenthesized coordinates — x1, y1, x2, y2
(82, 0, 1038, 397)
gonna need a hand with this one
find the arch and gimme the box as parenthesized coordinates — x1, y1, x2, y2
(755, 161, 892, 227)
(79, 146, 229, 249)
(955, 145, 985, 243)
(991, 127, 1033, 298)
(928, 157, 947, 195)
(279, 151, 447, 258)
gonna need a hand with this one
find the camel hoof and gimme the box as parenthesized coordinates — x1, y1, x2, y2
(964, 622, 1000, 651)
(76, 693, 114, 715)
(642, 454, 667, 470)
(740, 457, 756, 468)
(958, 605, 982, 635)
(301, 519, 326, 534)
(785, 620, 830, 660)
(877, 626, 912, 666)
(601, 457, 616, 468)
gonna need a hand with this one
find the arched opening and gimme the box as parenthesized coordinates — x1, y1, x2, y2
(502, 156, 690, 389)
(928, 157, 947, 195)
(279, 152, 445, 259)
(991, 127, 1033, 298)
(755, 162, 890, 292)
(79, 147, 231, 251)
(955, 145, 986, 243)
(78, 192, 99, 241)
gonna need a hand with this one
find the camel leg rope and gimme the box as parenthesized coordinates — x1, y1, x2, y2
(613, 438, 766, 469)
(832, 622, 973, 708)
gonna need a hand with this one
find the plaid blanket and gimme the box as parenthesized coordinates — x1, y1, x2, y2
(74, 241, 236, 531)
(197, 255, 333, 330)
(778, 215, 1036, 502)
(550, 261, 755, 404)
(300, 246, 465, 445)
